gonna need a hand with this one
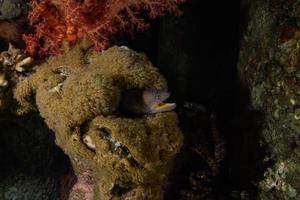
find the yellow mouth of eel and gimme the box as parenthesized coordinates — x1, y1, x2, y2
(151, 102, 176, 113)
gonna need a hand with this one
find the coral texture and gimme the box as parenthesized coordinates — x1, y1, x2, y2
(24, 0, 184, 57)
(0, 44, 34, 111)
(68, 171, 94, 200)
(14, 45, 183, 199)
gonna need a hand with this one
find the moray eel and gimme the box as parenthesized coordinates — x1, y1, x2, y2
(121, 89, 176, 115)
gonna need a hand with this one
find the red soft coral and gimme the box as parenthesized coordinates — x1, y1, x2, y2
(23, 0, 185, 58)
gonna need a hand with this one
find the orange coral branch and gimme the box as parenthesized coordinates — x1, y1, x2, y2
(23, 0, 185, 58)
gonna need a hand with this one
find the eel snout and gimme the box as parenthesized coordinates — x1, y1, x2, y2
(143, 89, 176, 114)
(120, 89, 176, 115)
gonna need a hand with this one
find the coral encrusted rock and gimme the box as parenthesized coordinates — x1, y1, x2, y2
(0, 44, 34, 111)
(14, 44, 183, 200)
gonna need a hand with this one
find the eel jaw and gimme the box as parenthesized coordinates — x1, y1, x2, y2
(143, 90, 177, 113)
(150, 102, 176, 113)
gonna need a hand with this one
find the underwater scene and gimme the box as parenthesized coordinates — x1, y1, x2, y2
(0, 0, 299, 200)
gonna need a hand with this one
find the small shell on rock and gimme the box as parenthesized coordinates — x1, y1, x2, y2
(15, 57, 34, 72)
(0, 73, 8, 87)
(49, 83, 63, 93)
(294, 108, 300, 120)
(83, 135, 96, 150)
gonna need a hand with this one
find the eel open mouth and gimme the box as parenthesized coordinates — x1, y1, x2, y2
(120, 89, 176, 115)
(151, 102, 176, 113)
(144, 90, 176, 114)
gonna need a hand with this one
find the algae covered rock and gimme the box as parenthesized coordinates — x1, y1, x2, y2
(238, 0, 300, 199)
(14, 44, 183, 199)
(0, 0, 27, 19)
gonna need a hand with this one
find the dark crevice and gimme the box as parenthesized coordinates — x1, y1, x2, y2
(127, 0, 268, 199)
(111, 183, 133, 197)
(0, 113, 71, 199)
